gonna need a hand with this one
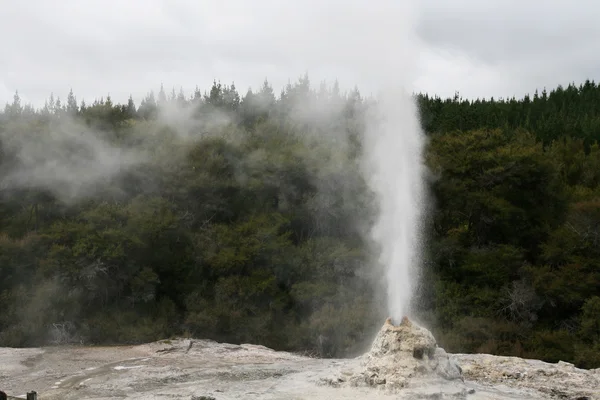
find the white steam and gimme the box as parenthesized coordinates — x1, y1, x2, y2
(1, 118, 140, 202)
(0, 106, 232, 204)
(363, 91, 426, 322)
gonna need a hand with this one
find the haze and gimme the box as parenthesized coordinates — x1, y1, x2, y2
(2, 0, 600, 107)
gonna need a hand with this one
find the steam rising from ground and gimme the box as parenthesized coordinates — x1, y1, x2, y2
(1, 118, 140, 202)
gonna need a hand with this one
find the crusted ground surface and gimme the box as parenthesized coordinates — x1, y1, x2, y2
(1, 326, 598, 399)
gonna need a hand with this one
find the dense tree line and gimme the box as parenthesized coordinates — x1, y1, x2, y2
(419, 80, 600, 144)
(1, 78, 599, 368)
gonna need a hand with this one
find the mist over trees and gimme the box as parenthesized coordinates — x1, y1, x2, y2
(1, 78, 600, 368)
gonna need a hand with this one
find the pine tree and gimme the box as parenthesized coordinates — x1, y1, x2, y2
(66, 89, 78, 115)
(177, 88, 187, 108)
(126, 95, 137, 118)
(48, 93, 55, 114)
(5, 91, 22, 117)
(158, 84, 167, 108)
(54, 96, 63, 115)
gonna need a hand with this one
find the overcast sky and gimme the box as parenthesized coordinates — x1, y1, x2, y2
(1, 0, 599, 107)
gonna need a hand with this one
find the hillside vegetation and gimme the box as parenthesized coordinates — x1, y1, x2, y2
(1, 78, 599, 368)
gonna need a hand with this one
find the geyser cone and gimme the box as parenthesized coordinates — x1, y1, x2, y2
(349, 317, 463, 393)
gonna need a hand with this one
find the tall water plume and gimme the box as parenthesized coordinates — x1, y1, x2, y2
(363, 89, 426, 323)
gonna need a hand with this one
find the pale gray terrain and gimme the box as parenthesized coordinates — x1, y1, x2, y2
(1, 320, 598, 400)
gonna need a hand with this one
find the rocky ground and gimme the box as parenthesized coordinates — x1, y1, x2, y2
(1, 319, 598, 400)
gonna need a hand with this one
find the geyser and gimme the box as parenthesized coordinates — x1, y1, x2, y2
(329, 1, 426, 322)
(364, 90, 426, 322)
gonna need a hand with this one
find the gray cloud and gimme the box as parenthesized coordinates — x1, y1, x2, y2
(418, 0, 598, 65)
(416, 0, 600, 98)
(1, 0, 599, 105)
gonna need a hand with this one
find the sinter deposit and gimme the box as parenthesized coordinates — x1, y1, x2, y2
(350, 316, 463, 390)
(1, 318, 599, 399)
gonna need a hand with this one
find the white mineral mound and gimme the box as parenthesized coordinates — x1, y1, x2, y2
(347, 316, 463, 391)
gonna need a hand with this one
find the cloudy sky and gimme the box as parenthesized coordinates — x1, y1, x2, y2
(1, 0, 599, 107)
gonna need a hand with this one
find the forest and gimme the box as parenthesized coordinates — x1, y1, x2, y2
(1, 77, 599, 369)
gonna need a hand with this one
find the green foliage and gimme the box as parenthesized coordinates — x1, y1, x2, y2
(418, 80, 600, 144)
(421, 94, 600, 367)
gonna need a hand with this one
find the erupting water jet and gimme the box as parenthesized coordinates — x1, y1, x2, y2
(364, 89, 426, 322)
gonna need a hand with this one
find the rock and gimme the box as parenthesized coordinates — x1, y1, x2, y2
(348, 317, 464, 393)
(453, 352, 600, 400)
